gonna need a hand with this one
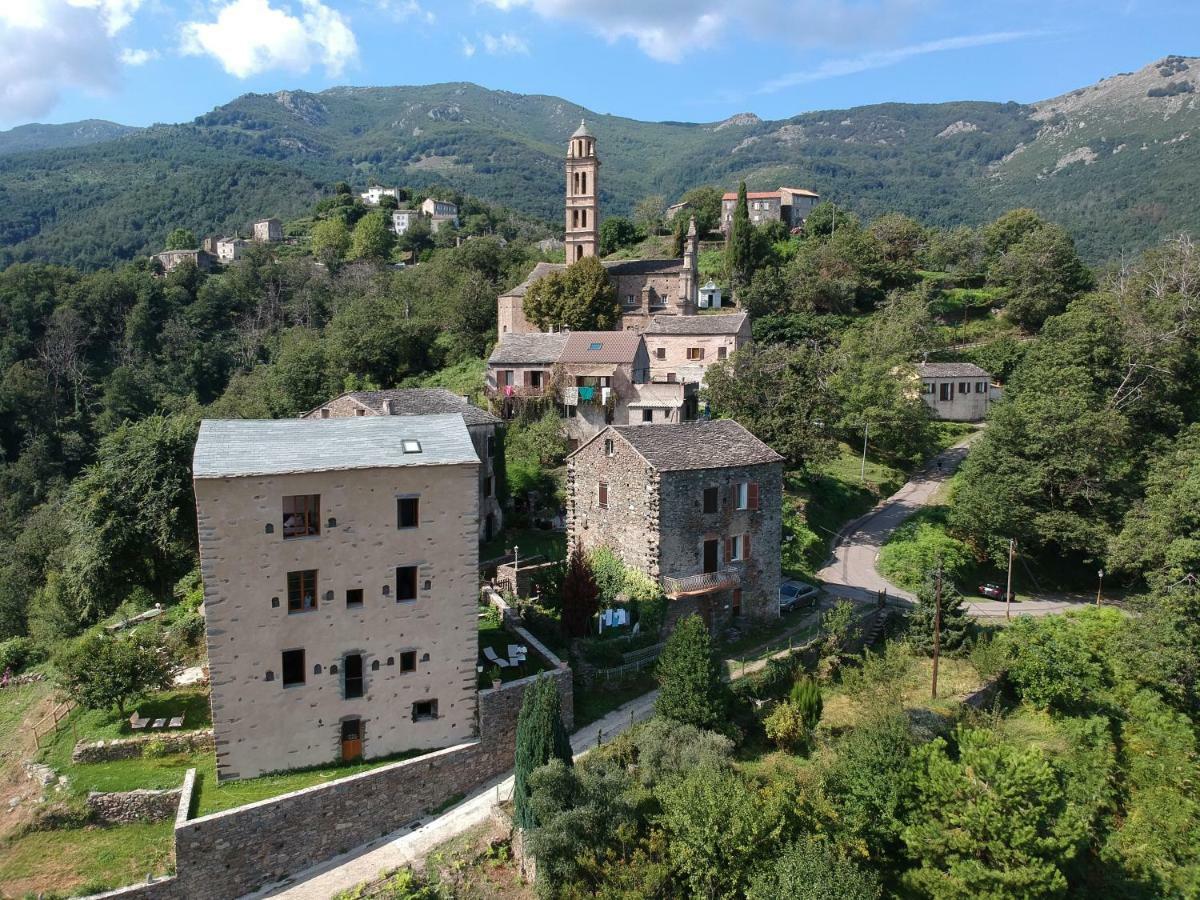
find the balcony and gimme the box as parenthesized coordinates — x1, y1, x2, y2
(661, 568, 740, 598)
(486, 383, 548, 400)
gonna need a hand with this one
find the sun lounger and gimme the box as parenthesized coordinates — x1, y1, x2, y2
(130, 713, 149, 730)
(483, 646, 511, 668)
(151, 718, 166, 729)
(168, 715, 184, 728)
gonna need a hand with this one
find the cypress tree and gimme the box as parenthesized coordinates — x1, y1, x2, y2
(513, 675, 573, 830)
(654, 614, 728, 730)
(907, 569, 971, 656)
(561, 543, 599, 638)
(725, 181, 755, 299)
(790, 675, 824, 733)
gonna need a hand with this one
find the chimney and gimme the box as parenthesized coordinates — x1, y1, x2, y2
(383, 398, 396, 415)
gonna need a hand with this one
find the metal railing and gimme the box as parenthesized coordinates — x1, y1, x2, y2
(661, 568, 741, 597)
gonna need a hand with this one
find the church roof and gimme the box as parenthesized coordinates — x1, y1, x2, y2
(499, 257, 686, 300)
(572, 119, 593, 138)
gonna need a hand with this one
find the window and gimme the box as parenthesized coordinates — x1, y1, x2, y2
(484, 475, 493, 497)
(396, 566, 418, 602)
(732, 481, 759, 511)
(703, 486, 719, 514)
(624, 294, 636, 306)
(402, 439, 422, 454)
(281, 649, 305, 687)
(346, 588, 364, 608)
(727, 533, 752, 562)
(732, 589, 742, 618)
(588, 342, 603, 351)
(976, 381, 988, 393)
(686, 347, 704, 361)
(655, 347, 666, 360)
(529, 370, 543, 389)
(354, 408, 365, 417)
(604, 438, 615, 456)
(562, 404, 577, 419)
(344, 653, 364, 699)
(703, 538, 719, 574)
(412, 700, 438, 721)
(282, 495, 320, 539)
(922, 382, 935, 395)
(287, 570, 318, 613)
(598, 481, 609, 509)
(501, 369, 514, 387)
(642, 409, 653, 422)
(939, 382, 954, 402)
(397, 496, 420, 529)
(486, 435, 496, 457)
(320, 408, 330, 418)
(959, 382, 970, 394)
(717, 346, 727, 360)
(399, 650, 417, 673)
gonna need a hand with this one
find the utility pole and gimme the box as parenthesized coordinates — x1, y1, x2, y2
(1005, 538, 1015, 621)
(860, 422, 869, 483)
(931, 562, 942, 700)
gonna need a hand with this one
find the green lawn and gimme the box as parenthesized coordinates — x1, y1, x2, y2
(0, 821, 174, 898)
(477, 612, 546, 688)
(480, 527, 566, 564)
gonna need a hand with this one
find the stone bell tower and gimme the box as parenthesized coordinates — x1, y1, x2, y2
(565, 120, 599, 262)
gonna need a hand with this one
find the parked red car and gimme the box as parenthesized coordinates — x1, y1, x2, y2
(978, 582, 1015, 602)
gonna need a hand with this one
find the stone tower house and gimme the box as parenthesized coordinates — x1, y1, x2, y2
(564, 120, 599, 262)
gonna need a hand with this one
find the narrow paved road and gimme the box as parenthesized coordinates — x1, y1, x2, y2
(817, 432, 1094, 619)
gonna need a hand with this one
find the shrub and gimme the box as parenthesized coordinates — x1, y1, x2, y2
(877, 510, 973, 592)
(969, 632, 1008, 679)
(748, 838, 882, 900)
(588, 547, 627, 604)
(765, 700, 808, 751)
(1002, 616, 1107, 712)
(626, 718, 734, 785)
(143, 737, 170, 759)
(0, 637, 44, 674)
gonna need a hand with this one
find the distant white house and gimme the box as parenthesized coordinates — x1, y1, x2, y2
(216, 237, 249, 263)
(420, 198, 459, 233)
(915, 362, 996, 422)
(252, 218, 282, 243)
(361, 186, 401, 207)
(391, 209, 422, 236)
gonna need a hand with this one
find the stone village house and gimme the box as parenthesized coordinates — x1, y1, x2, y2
(913, 361, 996, 422)
(720, 186, 820, 233)
(568, 420, 784, 635)
(192, 415, 480, 781)
(302, 388, 504, 542)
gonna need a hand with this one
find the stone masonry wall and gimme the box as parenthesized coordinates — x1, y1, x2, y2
(567, 436, 660, 576)
(72, 730, 214, 764)
(88, 788, 182, 824)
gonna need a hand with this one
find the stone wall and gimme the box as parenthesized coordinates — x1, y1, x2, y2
(567, 438, 660, 576)
(495, 560, 559, 599)
(72, 730, 214, 764)
(88, 788, 182, 823)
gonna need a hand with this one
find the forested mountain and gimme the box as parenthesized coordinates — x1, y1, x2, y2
(0, 119, 139, 155)
(1, 56, 1198, 269)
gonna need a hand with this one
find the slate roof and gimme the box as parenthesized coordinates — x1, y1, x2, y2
(321, 388, 499, 426)
(559, 331, 644, 364)
(601, 419, 784, 472)
(193, 415, 478, 478)
(499, 257, 685, 299)
(488, 332, 569, 365)
(916, 362, 990, 379)
(645, 312, 748, 335)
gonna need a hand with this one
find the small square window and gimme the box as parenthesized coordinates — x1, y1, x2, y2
(281, 649, 305, 687)
(402, 439, 422, 454)
(642, 409, 653, 422)
(282, 495, 320, 539)
(399, 650, 417, 673)
(346, 588, 364, 608)
(604, 438, 615, 456)
(588, 342, 603, 351)
(412, 699, 438, 721)
(396, 566, 418, 602)
(703, 486, 718, 514)
(655, 347, 666, 360)
(718, 346, 727, 360)
(397, 496, 419, 529)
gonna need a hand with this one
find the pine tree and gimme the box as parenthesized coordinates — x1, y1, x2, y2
(907, 568, 971, 656)
(561, 543, 599, 638)
(513, 675, 573, 830)
(790, 675, 824, 733)
(725, 181, 755, 299)
(655, 614, 728, 730)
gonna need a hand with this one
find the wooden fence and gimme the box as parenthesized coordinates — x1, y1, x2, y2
(26, 698, 76, 753)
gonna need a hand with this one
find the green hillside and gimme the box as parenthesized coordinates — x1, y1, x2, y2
(0, 119, 139, 156)
(2, 56, 1198, 269)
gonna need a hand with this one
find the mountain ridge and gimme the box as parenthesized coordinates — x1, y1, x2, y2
(1, 56, 1197, 269)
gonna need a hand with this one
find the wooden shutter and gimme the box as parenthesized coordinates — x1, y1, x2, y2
(748, 482, 759, 510)
(744, 532, 752, 558)
(598, 482, 608, 508)
(724, 536, 733, 565)
(730, 484, 738, 508)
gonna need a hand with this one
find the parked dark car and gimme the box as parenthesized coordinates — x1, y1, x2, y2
(978, 582, 1015, 602)
(779, 580, 820, 613)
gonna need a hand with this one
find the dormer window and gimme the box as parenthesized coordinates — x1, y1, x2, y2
(588, 342, 603, 351)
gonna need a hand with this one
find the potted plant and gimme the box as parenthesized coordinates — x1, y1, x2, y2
(487, 665, 503, 689)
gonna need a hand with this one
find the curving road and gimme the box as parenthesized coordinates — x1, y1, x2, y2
(816, 432, 1094, 619)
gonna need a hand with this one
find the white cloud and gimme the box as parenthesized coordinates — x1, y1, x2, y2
(374, 0, 435, 23)
(120, 47, 159, 65)
(0, 0, 122, 122)
(481, 31, 529, 55)
(181, 0, 359, 79)
(68, 0, 144, 34)
(461, 36, 476, 57)
(479, 0, 925, 63)
(756, 30, 1045, 93)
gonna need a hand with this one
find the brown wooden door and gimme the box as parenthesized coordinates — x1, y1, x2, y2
(703, 539, 719, 574)
(341, 719, 362, 762)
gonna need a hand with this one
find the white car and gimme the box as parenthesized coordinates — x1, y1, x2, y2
(779, 580, 820, 613)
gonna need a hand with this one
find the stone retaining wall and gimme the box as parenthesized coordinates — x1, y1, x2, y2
(72, 730, 214, 764)
(88, 788, 182, 824)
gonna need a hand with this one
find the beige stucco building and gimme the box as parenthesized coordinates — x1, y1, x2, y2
(643, 312, 752, 384)
(253, 218, 283, 242)
(192, 415, 480, 781)
(914, 362, 995, 422)
(302, 389, 505, 543)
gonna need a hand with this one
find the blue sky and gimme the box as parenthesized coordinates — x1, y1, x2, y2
(1, 0, 1196, 129)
